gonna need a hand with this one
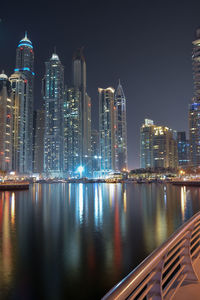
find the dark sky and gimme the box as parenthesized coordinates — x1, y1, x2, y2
(0, 0, 200, 169)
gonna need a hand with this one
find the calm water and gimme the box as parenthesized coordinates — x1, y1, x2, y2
(0, 183, 200, 299)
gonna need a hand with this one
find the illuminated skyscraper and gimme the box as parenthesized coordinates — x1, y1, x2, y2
(43, 53, 64, 177)
(15, 32, 34, 173)
(177, 132, 189, 166)
(114, 80, 128, 171)
(153, 126, 178, 169)
(9, 72, 29, 173)
(91, 129, 100, 176)
(0, 72, 12, 172)
(140, 119, 178, 169)
(140, 119, 154, 168)
(72, 48, 91, 176)
(63, 87, 81, 177)
(33, 108, 45, 174)
(99, 87, 116, 175)
(189, 28, 200, 166)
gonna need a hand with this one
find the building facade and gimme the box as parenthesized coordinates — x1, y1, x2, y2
(189, 28, 200, 166)
(63, 87, 82, 177)
(34, 108, 45, 174)
(140, 119, 154, 168)
(114, 80, 128, 171)
(153, 126, 178, 169)
(9, 72, 29, 173)
(189, 101, 200, 166)
(177, 131, 189, 166)
(91, 129, 100, 176)
(72, 48, 91, 177)
(0, 72, 13, 172)
(99, 87, 116, 176)
(43, 53, 64, 177)
(140, 119, 178, 170)
(15, 32, 34, 173)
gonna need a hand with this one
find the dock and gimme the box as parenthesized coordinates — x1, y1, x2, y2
(0, 182, 30, 190)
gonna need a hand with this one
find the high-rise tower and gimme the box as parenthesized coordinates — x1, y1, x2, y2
(34, 108, 45, 174)
(9, 72, 29, 173)
(99, 87, 116, 176)
(15, 32, 34, 173)
(114, 80, 128, 171)
(72, 48, 91, 177)
(43, 53, 64, 177)
(140, 119, 178, 170)
(63, 87, 82, 177)
(140, 119, 154, 168)
(0, 72, 13, 172)
(189, 28, 200, 166)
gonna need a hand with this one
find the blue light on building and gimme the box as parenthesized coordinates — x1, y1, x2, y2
(18, 43, 33, 49)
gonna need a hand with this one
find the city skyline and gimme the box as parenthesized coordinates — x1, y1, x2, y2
(0, 32, 128, 177)
(2, 1, 200, 169)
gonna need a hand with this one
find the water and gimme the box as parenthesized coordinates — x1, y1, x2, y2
(0, 183, 200, 299)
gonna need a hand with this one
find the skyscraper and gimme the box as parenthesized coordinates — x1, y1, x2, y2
(63, 87, 81, 177)
(72, 48, 91, 177)
(140, 119, 178, 170)
(99, 87, 116, 176)
(140, 119, 154, 168)
(189, 28, 200, 166)
(43, 53, 64, 177)
(115, 80, 128, 171)
(153, 126, 178, 169)
(91, 129, 100, 176)
(177, 132, 189, 166)
(0, 72, 13, 172)
(33, 108, 45, 174)
(15, 32, 34, 173)
(9, 72, 29, 173)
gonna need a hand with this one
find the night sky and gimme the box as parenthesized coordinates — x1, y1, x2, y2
(1, 0, 200, 169)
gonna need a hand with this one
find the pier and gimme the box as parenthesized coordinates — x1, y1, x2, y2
(0, 182, 30, 190)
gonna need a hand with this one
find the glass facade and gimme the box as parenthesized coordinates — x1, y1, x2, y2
(34, 108, 45, 174)
(0, 73, 12, 172)
(63, 87, 81, 177)
(189, 29, 200, 166)
(99, 87, 116, 175)
(140, 119, 154, 168)
(10, 72, 29, 173)
(43, 53, 64, 177)
(177, 131, 189, 166)
(72, 49, 91, 177)
(15, 33, 34, 173)
(114, 80, 128, 171)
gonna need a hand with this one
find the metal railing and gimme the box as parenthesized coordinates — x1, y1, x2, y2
(102, 212, 200, 300)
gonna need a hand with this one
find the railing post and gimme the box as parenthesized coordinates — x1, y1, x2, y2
(180, 226, 199, 282)
(147, 259, 164, 300)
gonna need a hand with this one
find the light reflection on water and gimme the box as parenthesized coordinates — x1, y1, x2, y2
(0, 183, 200, 299)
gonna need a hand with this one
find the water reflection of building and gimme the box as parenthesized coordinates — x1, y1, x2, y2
(0, 192, 16, 290)
(181, 186, 186, 221)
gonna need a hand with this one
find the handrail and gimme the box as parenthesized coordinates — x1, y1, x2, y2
(102, 211, 200, 300)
